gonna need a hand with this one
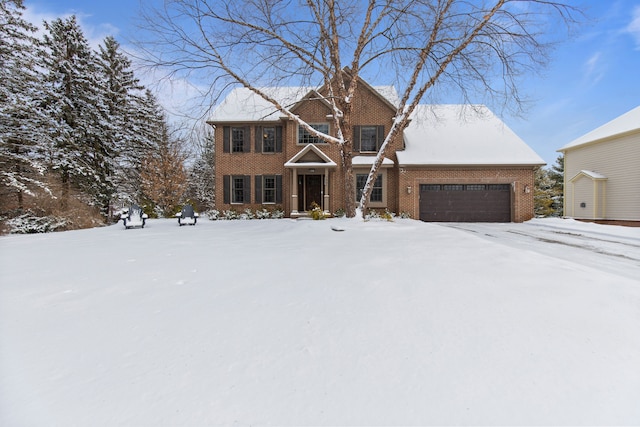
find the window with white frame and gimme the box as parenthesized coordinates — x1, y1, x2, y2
(356, 173, 383, 203)
(298, 123, 329, 144)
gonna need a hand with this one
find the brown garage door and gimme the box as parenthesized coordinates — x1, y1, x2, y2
(420, 184, 512, 222)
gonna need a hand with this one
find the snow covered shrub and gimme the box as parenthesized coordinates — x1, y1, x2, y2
(398, 211, 411, 219)
(366, 209, 394, 221)
(240, 208, 255, 220)
(7, 212, 68, 234)
(206, 210, 220, 220)
(271, 207, 285, 219)
(333, 208, 345, 218)
(223, 209, 239, 220)
(255, 208, 271, 219)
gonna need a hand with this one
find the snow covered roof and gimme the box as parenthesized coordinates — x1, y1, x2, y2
(570, 170, 608, 181)
(559, 105, 640, 151)
(208, 85, 399, 123)
(352, 156, 394, 167)
(397, 105, 545, 166)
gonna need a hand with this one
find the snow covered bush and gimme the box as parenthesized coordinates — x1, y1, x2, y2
(6, 212, 68, 234)
(240, 208, 255, 220)
(255, 208, 271, 219)
(206, 210, 220, 220)
(222, 209, 239, 220)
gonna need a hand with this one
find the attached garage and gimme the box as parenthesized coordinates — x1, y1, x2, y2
(419, 183, 512, 222)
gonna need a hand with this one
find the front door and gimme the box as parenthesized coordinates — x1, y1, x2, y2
(298, 175, 323, 211)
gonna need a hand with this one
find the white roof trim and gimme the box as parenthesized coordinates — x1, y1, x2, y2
(284, 144, 337, 168)
(569, 170, 608, 182)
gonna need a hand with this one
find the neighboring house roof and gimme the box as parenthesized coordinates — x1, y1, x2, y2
(208, 85, 399, 123)
(559, 105, 640, 151)
(397, 105, 545, 166)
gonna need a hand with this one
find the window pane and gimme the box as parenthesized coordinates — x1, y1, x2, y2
(466, 184, 486, 191)
(263, 127, 275, 152)
(443, 184, 464, 191)
(298, 123, 329, 144)
(232, 128, 244, 152)
(263, 176, 275, 203)
(360, 126, 377, 152)
(355, 174, 382, 202)
(232, 177, 244, 203)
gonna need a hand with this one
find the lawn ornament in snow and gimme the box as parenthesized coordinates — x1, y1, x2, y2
(176, 204, 198, 226)
(120, 204, 148, 229)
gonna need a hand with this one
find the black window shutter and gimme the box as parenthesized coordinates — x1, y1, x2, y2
(353, 126, 361, 152)
(275, 175, 282, 203)
(244, 126, 251, 153)
(244, 175, 251, 203)
(275, 126, 283, 152)
(223, 175, 230, 203)
(223, 127, 230, 153)
(255, 175, 263, 204)
(377, 125, 385, 151)
(255, 126, 262, 152)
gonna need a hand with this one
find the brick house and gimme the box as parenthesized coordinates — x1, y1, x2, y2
(207, 77, 543, 222)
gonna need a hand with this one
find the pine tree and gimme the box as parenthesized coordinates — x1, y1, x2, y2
(0, 0, 49, 211)
(186, 127, 215, 211)
(97, 36, 147, 212)
(534, 155, 564, 217)
(41, 15, 115, 217)
(549, 155, 564, 216)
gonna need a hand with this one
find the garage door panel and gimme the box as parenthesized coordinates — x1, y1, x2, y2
(420, 184, 511, 222)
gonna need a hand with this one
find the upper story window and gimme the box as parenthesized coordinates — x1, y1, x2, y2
(232, 128, 245, 152)
(223, 126, 250, 153)
(255, 126, 282, 153)
(298, 123, 329, 144)
(353, 125, 384, 153)
(262, 127, 275, 152)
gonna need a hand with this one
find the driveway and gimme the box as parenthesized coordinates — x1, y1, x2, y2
(436, 218, 640, 281)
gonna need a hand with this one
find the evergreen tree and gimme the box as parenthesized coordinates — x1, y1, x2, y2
(549, 155, 564, 216)
(97, 36, 147, 212)
(41, 15, 115, 217)
(534, 155, 564, 217)
(186, 127, 215, 211)
(0, 0, 49, 210)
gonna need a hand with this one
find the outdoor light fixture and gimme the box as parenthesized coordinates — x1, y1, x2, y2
(407, 186, 412, 194)
(524, 185, 531, 193)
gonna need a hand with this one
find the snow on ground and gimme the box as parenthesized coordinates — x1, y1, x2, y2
(1, 217, 639, 426)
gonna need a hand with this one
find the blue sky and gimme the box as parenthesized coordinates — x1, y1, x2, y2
(23, 0, 640, 166)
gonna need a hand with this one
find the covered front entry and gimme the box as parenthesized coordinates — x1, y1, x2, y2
(298, 174, 324, 211)
(420, 183, 512, 222)
(285, 144, 337, 217)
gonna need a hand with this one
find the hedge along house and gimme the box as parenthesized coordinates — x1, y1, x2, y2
(558, 105, 640, 225)
(208, 78, 544, 222)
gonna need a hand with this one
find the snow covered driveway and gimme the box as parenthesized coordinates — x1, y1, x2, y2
(438, 218, 640, 281)
(1, 218, 640, 426)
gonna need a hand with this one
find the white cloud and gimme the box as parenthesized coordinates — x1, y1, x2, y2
(627, 5, 640, 49)
(583, 51, 605, 86)
(22, 4, 119, 50)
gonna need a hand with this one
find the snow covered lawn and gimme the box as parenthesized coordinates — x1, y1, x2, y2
(1, 217, 639, 425)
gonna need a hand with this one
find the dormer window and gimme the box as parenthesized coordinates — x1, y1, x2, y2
(298, 123, 329, 144)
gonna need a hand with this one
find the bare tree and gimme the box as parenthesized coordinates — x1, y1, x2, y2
(137, 0, 578, 217)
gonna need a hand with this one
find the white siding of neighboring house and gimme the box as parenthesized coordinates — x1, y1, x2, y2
(564, 132, 640, 220)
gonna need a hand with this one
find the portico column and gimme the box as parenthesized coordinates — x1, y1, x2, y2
(290, 168, 299, 215)
(323, 167, 330, 214)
